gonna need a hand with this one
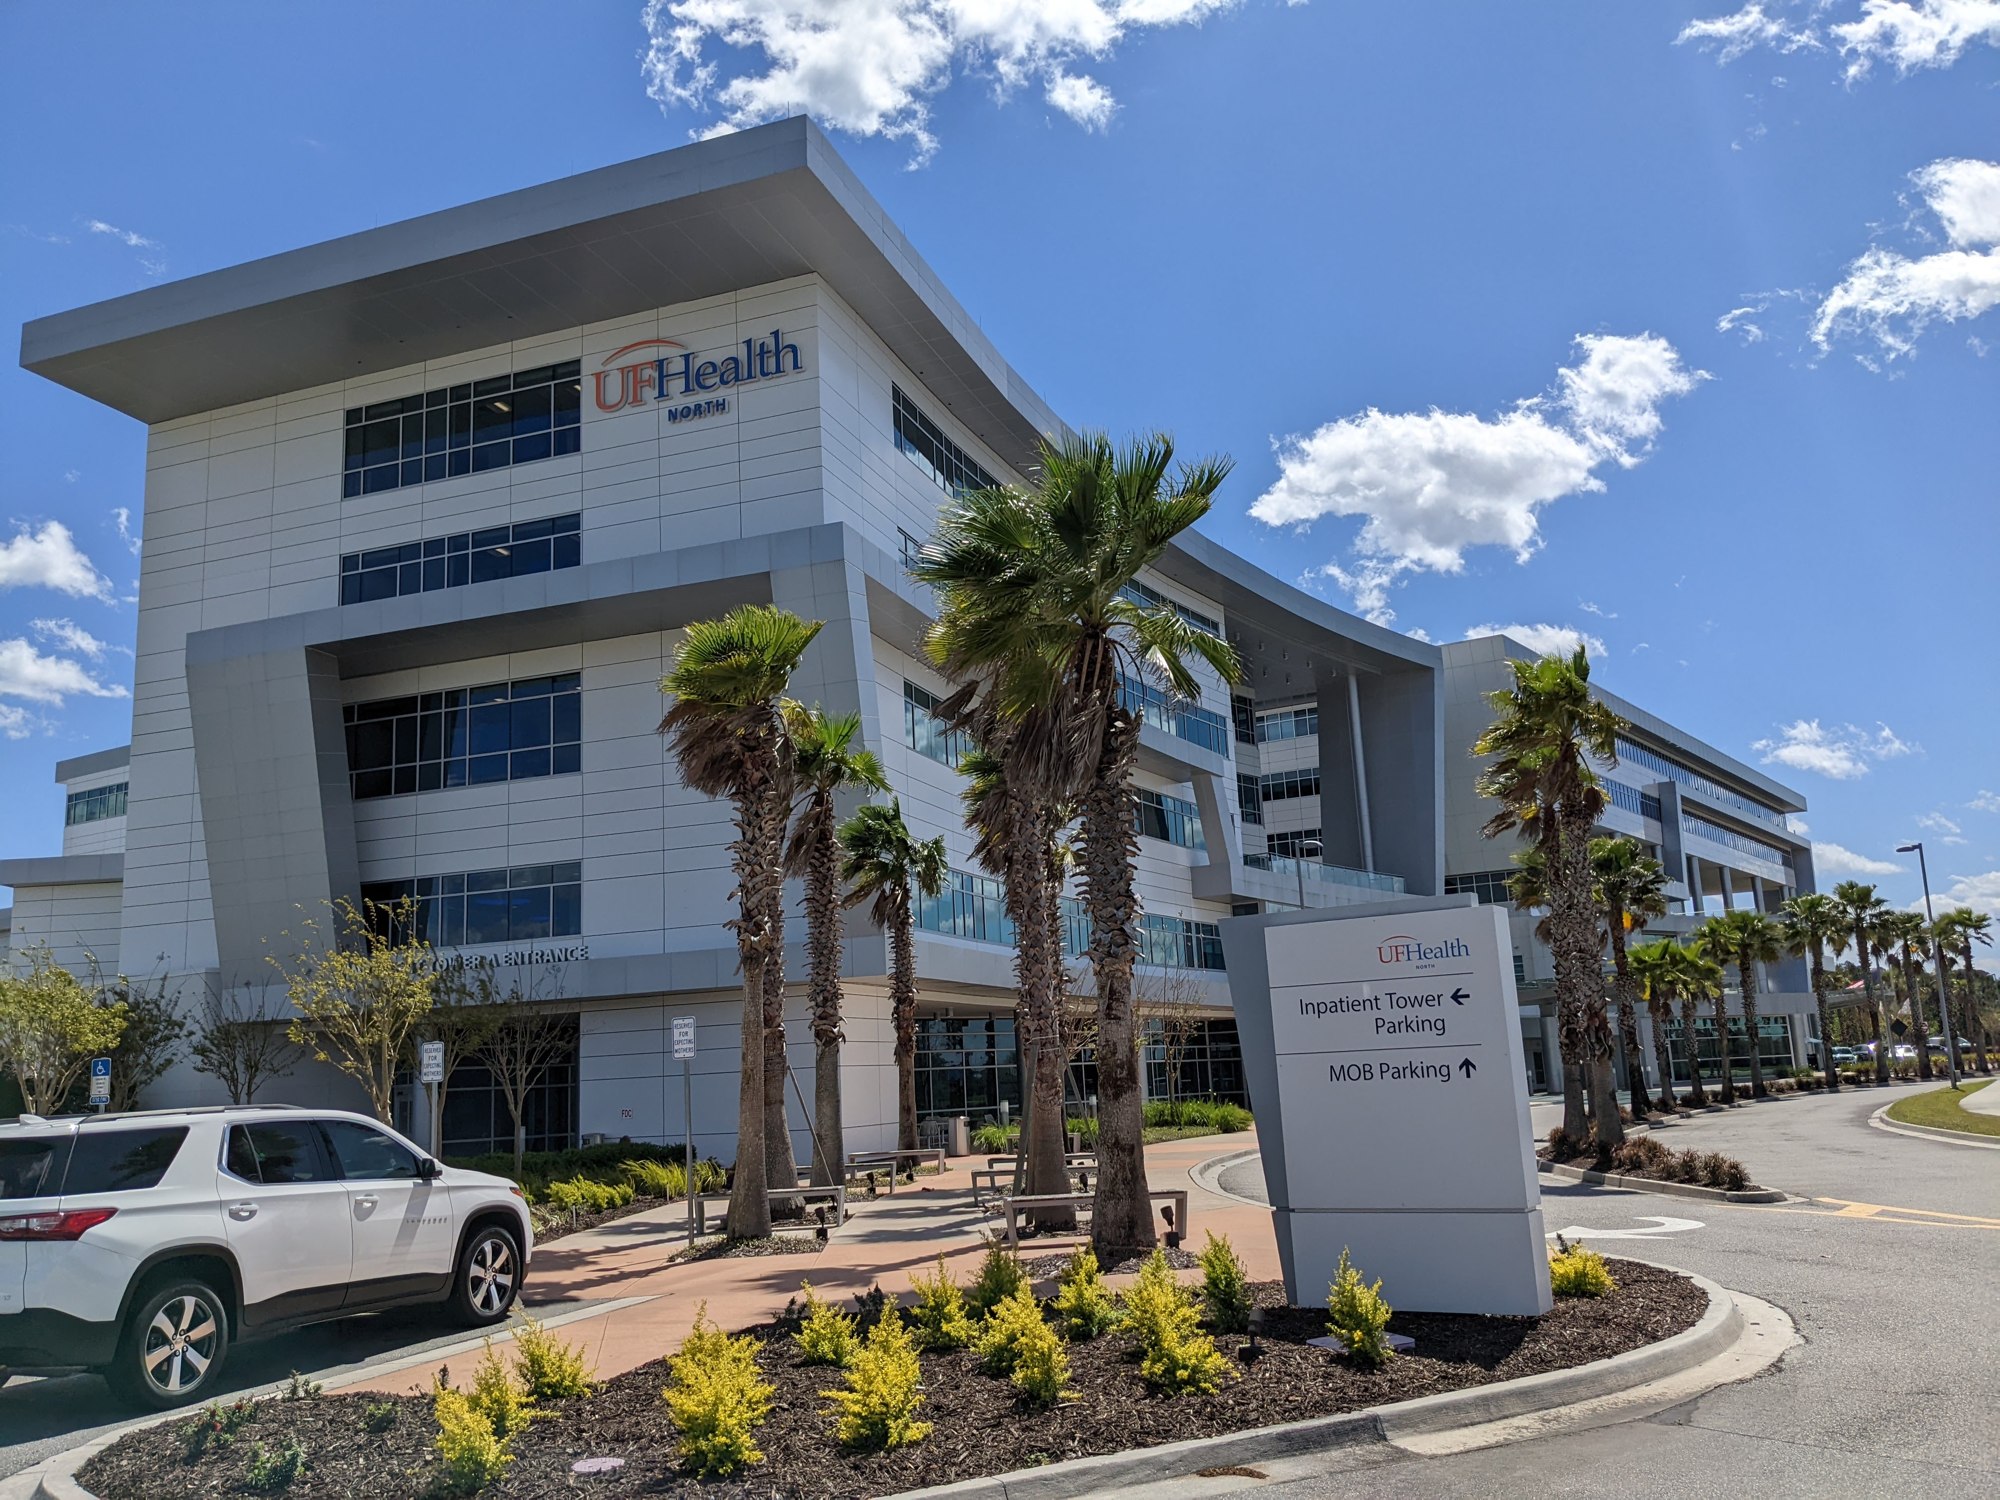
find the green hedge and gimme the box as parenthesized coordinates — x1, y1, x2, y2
(446, 1142, 724, 1205)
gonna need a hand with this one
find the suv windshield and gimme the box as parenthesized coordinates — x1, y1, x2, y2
(0, 1137, 69, 1199)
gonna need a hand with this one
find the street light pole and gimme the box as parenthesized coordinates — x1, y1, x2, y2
(1298, 838, 1323, 911)
(1897, 841, 1960, 1087)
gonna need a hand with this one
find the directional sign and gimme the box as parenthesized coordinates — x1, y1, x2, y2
(671, 1016, 697, 1062)
(1891, 1019, 1908, 1038)
(89, 1056, 111, 1103)
(1222, 900, 1551, 1315)
(418, 1041, 445, 1085)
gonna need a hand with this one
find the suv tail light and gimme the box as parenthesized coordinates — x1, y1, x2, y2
(0, 1207, 119, 1241)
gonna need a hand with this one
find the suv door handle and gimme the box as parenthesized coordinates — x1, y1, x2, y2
(228, 1202, 258, 1221)
(353, 1194, 379, 1207)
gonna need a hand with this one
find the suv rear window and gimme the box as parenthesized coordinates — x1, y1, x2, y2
(62, 1128, 191, 1194)
(0, 1137, 70, 1200)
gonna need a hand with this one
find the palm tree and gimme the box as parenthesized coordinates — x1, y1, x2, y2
(914, 432, 1238, 1257)
(783, 705, 890, 1188)
(1832, 881, 1893, 1084)
(1937, 907, 1993, 1074)
(1591, 837, 1669, 1116)
(1698, 908, 1786, 1099)
(1474, 649, 1626, 1147)
(1628, 938, 1686, 1108)
(1873, 910, 1931, 1079)
(1782, 893, 1847, 1092)
(1660, 938, 1725, 1106)
(659, 604, 823, 1239)
(841, 800, 948, 1152)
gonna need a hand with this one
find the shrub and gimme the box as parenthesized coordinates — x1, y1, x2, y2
(512, 1316, 594, 1400)
(970, 1122, 1018, 1154)
(1609, 1137, 1672, 1177)
(1543, 1126, 1585, 1162)
(181, 1396, 258, 1462)
(1064, 1115, 1101, 1148)
(467, 1342, 536, 1439)
(1143, 1098, 1255, 1134)
(967, 1241, 1026, 1317)
(1007, 1309, 1072, 1407)
(361, 1400, 399, 1434)
(1198, 1231, 1253, 1334)
(795, 1282, 860, 1368)
(1051, 1246, 1119, 1341)
(909, 1256, 976, 1352)
(243, 1436, 308, 1492)
(974, 1285, 1050, 1376)
(1123, 1249, 1231, 1395)
(662, 1305, 775, 1478)
(1699, 1151, 1748, 1191)
(1548, 1237, 1616, 1298)
(823, 1307, 932, 1451)
(622, 1158, 683, 1198)
(433, 1385, 513, 1496)
(1325, 1248, 1393, 1368)
(280, 1371, 322, 1402)
(544, 1176, 636, 1215)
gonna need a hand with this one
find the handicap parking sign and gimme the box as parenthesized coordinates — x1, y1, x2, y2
(89, 1056, 112, 1103)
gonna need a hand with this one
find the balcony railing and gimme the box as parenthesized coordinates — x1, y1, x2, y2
(1244, 853, 1406, 895)
(916, 867, 1223, 969)
(1117, 675, 1231, 759)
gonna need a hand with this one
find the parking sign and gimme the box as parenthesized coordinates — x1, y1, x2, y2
(671, 1017, 696, 1061)
(419, 1040, 445, 1084)
(89, 1056, 112, 1104)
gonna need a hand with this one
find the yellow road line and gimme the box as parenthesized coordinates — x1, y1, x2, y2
(1743, 1198, 2000, 1231)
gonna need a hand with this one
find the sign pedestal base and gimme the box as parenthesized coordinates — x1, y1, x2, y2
(1274, 1205, 1553, 1315)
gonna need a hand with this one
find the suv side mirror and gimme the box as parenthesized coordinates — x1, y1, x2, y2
(417, 1158, 442, 1181)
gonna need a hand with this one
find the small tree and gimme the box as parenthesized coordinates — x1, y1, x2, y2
(1138, 969, 1210, 1123)
(101, 970, 190, 1113)
(189, 981, 305, 1105)
(471, 967, 575, 1172)
(423, 965, 509, 1150)
(0, 945, 128, 1114)
(273, 897, 436, 1122)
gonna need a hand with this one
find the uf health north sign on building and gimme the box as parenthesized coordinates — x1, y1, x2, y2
(1220, 899, 1552, 1316)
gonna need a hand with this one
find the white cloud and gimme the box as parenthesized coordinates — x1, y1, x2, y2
(0, 638, 129, 706)
(639, 0, 1239, 165)
(1716, 305, 1767, 343)
(1677, 4, 1822, 62)
(112, 506, 142, 556)
(1918, 811, 1963, 836)
(1577, 600, 1616, 618)
(1790, 817, 1810, 834)
(1916, 871, 2000, 964)
(1752, 718, 1916, 779)
(1814, 841, 1906, 876)
(0, 705, 43, 740)
(1678, 2, 2000, 78)
(30, 618, 110, 659)
(1813, 158, 2000, 359)
(84, 218, 159, 250)
(0, 521, 115, 602)
(1253, 334, 1703, 625)
(1969, 789, 2000, 813)
(1464, 623, 1608, 659)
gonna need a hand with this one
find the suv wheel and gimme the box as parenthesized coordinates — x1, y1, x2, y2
(450, 1224, 521, 1326)
(111, 1279, 230, 1409)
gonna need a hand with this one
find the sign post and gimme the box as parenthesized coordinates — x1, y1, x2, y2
(418, 1041, 445, 1156)
(1220, 899, 1552, 1315)
(88, 1056, 112, 1110)
(671, 1017, 697, 1240)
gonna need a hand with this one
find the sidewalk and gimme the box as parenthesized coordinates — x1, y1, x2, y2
(330, 1132, 1275, 1397)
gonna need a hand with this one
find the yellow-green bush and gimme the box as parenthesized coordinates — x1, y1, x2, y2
(795, 1282, 860, 1368)
(967, 1241, 1026, 1316)
(543, 1176, 636, 1214)
(974, 1284, 1051, 1377)
(432, 1384, 513, 1495)
(662, 1305, 775, 1477)
(909, 1256, 976, 1352)
(512, 1317, 593, 1400)
(1051, 1246, 1119, 1341)
(1326, 1248, 1393, 1368)
(1548, 1238, 1616, 1298)
(622, 1159, 683, 1198)
(823, 1308, 931, 1451)
(467, 1343, 536, 1439)
(1005, 1307, 1071, 1406)
(1122, 1249, 1231, 1395)
(1197, 1230, 1253, 1334)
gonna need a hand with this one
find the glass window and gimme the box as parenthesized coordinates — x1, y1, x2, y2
(61, 1128, 189, 1194)
(64, 782, 128, 826)
(344, 363, 580, 499)
(1258, 768, 1321, 802)
(363, 864, 583, 949)
(892, 386, 1000, 499)
(0, 1137, 68, 1199)
(235, 1122, 328, 1184)
(344, 674, 581, 800)
(338, 514, 581, 605)
(903, 680, 968, 767)
(320, 1120, 421, 1180)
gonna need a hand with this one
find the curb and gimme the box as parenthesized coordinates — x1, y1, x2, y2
(889, 1270, 1744, 1500)
(1188, 1148, 1261, 1204)
(1535, 1159, 1784, 1204)
(1868, 1103, 2000, 1152)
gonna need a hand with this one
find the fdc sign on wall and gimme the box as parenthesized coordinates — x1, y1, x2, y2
(1220, 899, 1552, 1316)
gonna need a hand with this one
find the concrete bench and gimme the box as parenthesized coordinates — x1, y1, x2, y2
(768, 1181, 846, 1225)
(972, 1160, 1097, 1203)
(998, 1186, 1190, 1246)
(985, 1152, 1097, 1171)
(847, 1148, 946, 1193)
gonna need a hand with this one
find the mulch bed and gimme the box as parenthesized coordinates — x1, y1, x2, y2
(531, 1195, 675, 1246)
(79, 1260, 1703, 1500)
(669, 1235, 828, 1263)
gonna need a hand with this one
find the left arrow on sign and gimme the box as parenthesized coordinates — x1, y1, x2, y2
(1450, 988, 1469, 1005)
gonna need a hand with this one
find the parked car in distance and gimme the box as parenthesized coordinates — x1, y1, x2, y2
(1831, 1047, 1859, 1065)
(1, 1106, 532, 1409)
(1890, 1044, 1918, 1061)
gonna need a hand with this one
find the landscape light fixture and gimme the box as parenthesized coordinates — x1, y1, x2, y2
(1895, 841, 1960, 1086)
(1297, 837, 1324, 910)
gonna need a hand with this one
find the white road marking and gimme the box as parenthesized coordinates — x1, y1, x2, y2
(1547, 1215, 1705, 1240)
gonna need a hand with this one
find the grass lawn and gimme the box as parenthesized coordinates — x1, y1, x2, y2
(1885, 1079, 2000, 1138)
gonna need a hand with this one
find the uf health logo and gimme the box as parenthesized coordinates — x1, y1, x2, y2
(592, 330, 804, 422)
(1377, 934, 1472, 965)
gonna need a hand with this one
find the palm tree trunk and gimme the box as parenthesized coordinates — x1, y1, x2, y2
(1009, 801, 1074, 1230)
(1712, 984, 1737, 1104)
(891, 903, 920, 1152)
(805, 814, 846, 1189)
(1812, 948, 1838, 1093)
(1964, 939, 1991, 1075)
(726, 784, 776, 1240)
(1549, 816, 1618, 1146)
(1904, 947, 1932, 1081)
(1857, 928, 1890, 1084)
(1608, 920, 1650, 1115)
(1739, 960, 1766, 1098)
(1679, 996, 1707, 1107)
(1648, 999, 1677, 1110)
(1078, 713, 1155, 1260)
(762, 878, 800, 1210)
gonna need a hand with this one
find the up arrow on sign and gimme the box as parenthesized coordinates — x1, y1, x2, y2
(1458, 1057, 1478, 1078)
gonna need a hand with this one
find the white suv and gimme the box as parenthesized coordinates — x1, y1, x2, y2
(0, 1106, 532, 1409)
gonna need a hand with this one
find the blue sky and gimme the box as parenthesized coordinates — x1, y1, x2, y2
(2, 2, 1995, 948)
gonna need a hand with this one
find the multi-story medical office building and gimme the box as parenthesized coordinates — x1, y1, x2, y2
(4, 120, 1810, 1153)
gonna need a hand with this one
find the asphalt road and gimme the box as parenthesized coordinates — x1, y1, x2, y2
(1207, 1083, 2000, 1499)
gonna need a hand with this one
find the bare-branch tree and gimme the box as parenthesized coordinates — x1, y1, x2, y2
(469, 966, 575, 1172)
(1134, 966, 1212, 1122)
(96, 964, 190, 1113)
(188, 980, 305, 1105)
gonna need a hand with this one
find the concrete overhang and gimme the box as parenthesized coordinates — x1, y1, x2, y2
(0, 854, 124, 889)
(53, 744, 130, 784)
(19, 118, 1066, 475)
